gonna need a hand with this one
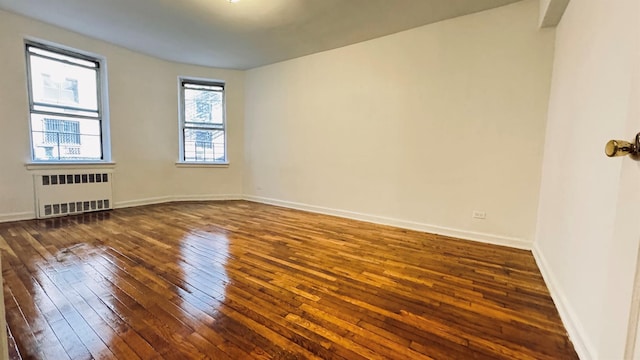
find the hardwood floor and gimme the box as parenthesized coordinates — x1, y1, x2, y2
(0, 201, 577, 359)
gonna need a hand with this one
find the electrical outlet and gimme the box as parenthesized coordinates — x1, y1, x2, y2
(472, 210, 486, 219)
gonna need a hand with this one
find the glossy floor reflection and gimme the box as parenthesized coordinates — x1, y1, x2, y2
(0, 201, 578, 359)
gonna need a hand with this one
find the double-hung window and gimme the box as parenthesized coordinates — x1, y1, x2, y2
(26, 41, 107, 162)
(179, 79, 226, 163)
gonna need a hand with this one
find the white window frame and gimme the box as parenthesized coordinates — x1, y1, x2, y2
(177, 77, 228, 165)
(25, 39, 111, 164)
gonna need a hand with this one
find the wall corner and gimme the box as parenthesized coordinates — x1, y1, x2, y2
(539, 0, 570, 28)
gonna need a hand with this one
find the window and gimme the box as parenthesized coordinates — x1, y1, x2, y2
(179, 79, 226, 163)
(26, 41, 107, 162)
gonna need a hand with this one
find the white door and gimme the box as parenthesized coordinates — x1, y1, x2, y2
(622, 50, 640, 359)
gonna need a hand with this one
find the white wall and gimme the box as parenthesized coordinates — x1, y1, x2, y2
(244, 0, 554, 247)
(534, 0, 640, 358)
(0, 9, 244, 220)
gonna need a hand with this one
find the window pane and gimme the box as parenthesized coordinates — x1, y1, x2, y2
(30, 55, 98, 112)
(184, 129, 225, 162)
(31, 114, 102, 161)
(184, 88, 223, 125)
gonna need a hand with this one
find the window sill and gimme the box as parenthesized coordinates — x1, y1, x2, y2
(25, 162, 116, 171)
(175, 162, 229, 168)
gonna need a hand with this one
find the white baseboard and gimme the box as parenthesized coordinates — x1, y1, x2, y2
(0, 211, 35, 223)
(114, 194, 243, 209)
(532, 242, 594, 360)
(114, 196, 174, 209)
(244, 195, 532, 250)
(1, 194, 531, 252)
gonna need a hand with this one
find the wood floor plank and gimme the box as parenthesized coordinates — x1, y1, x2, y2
(1, 200, 578, 359)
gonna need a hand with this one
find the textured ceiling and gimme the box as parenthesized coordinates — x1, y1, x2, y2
(0, 0, 524, 70)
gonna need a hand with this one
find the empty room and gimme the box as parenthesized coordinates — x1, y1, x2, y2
(0, 0, 638, 359)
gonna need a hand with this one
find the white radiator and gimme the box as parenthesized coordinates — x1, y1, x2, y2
(33, 171, 113, 219)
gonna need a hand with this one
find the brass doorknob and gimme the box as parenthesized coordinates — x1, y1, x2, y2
(605, 139, 636, 157)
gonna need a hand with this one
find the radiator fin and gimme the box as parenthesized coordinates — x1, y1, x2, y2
(41, 173, 109, 186)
